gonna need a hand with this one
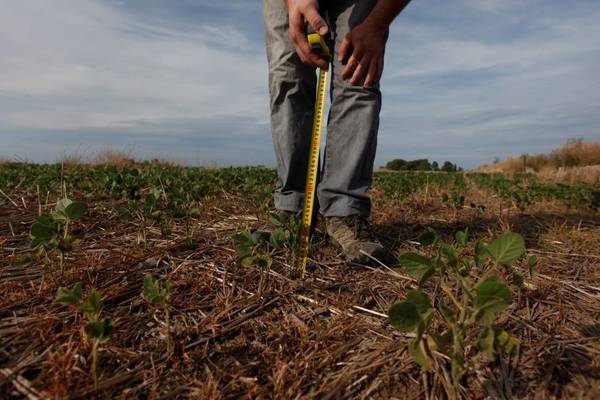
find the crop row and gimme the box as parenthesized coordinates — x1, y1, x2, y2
(1, 164, 598, 210)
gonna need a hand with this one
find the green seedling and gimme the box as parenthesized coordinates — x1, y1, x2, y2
(268, 212, 301, 249)
(142, 274, 173, 352)
(442, 191, 465, 219)
(232, 230, 273, 270)
(175, 201, 200, 249)
(55, 283, 112, 389)
(120, 188, 163, 249)
(231, 217, 298, 294)
(389, 231, 528, 399)
(28, 198, 87, 273)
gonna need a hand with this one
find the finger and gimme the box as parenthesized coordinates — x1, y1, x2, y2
(304, 6, 328, 35)
(376, 55, 384, 82)
(308, 53, 329, 70)
(363, 58, 378, 88)
(349, 57, 368, 85)
(338, 34, 351, 62)
(290, 30, 317, 67)
(342, 54, 359, 79)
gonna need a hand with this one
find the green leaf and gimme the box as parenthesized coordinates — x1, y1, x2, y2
(512, 272, 524, 287)
(487, 232, 526, 266)
(239, 255, 254, 268)
(528, 255, 538, 277)
(503, 335, 520, 353)
(269, 228, 287, 249)
(495, 329, 520, 353)
(475, 277, 512, 325)
(64, 202, 87, 220)
(408, 339, 432, 369)
(478, 326, 495, 360)
(528, 255, 538, 267)
(232, 231, 254, 248)
(144, 192, 158, 212)
(232, 231, 254, 259)
(117, 206, 132, 219)
(143, 274, 171, 304)
(398, 253, 435, 285)
(441, 244, 458, 268)
(388, 300, 421, 332)
(269, 213, 286, 226)
(428, 330, 453, 354)
(406, 290, 432, 315)
(451, 351, 465, 382)
(15, 254, 33, 267)
(418, 229, 438, 246)
(438, 301, 456, 324)
(79, 290, 101, 314)
(143, 274, 162, 304)
(31, 216, 58, 241)
(54, 198, 73, 219)
(254, 255, 272, 269)
(55, 282, 83, 305)
(474, 240, 486, 268)
(455, 229, 468, 246)
(163, 281, 172, 295)
(496, 330, 509, 346)
(85, 318, 113, 340)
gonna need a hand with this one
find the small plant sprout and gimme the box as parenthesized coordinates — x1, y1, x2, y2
(232, 224, 292, 294)
(121, 188, 163, 249)
(142, 274, 173, 352)
(441, 190, 465, 220)
(29, 198, 87, 273)
(388, 231, 528, 399)
(54, 283, 112, 389)
(174, 200, 200, 249)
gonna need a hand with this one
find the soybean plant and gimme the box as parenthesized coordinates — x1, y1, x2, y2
(55, 283, 112, 389)
(27, 198, 87, 273)
(388, 231, 536, 399)
(142, 274, 173, 352)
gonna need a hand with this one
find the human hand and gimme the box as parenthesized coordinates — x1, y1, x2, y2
(286, 0, 329, 70)
(338, 21, 387, 88)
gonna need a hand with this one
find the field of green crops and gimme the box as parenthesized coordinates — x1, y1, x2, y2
(1, 163, 599, 399)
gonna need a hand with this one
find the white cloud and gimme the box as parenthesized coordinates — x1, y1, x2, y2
(0, 0, 268, 131)
(460, 0, 538, 12)
(375, 3, 600, 164)
(0, 0, 599, 167)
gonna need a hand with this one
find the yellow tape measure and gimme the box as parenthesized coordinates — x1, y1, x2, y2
(293, 30, 331, 278)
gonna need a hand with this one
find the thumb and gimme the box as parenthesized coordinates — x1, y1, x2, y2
(305, 8, 328, 36)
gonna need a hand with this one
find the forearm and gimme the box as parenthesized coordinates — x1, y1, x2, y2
(364, 0, 412, 31)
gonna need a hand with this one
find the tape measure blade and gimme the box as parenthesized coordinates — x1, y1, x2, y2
(293, 68, 329, 278)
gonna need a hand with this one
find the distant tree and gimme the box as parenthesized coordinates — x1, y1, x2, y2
(385, 159, 407, 170)
(431, 161, 439, 171)
(406, 159, 431, 171)
(492, 157, 501, 164)
(441, 161, 457, 172)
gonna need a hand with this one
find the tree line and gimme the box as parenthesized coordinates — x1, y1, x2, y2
(384, 159, 462, 172)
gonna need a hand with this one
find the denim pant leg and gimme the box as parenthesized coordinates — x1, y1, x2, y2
(318, 0, 381, 218)
(263, 0, 317, 212)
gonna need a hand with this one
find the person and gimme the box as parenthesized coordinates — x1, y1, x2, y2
(263, 0, 412, 263)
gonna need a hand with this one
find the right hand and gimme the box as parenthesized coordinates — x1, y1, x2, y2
(286, 0, 329, 70)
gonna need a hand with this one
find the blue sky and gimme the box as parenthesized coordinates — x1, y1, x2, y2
(1, 0, 599, 168)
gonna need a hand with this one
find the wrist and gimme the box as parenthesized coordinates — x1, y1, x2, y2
(362, 17, 389, 38)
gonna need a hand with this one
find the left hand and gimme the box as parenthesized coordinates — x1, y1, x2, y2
(338, 21, 387, 88)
